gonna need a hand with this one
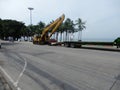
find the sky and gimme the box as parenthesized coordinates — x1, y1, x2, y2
(0, 0, 120, 41)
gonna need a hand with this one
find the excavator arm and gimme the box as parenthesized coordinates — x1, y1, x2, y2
(36, 14, 65, 44)
(33, 14, 65, 45)
(48, 14, 65, 39)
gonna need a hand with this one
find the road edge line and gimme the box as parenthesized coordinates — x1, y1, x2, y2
(0, 66, 21, 90)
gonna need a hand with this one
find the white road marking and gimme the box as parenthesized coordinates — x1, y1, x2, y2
(0, 66, 21, 90)
(0, 58, 27, 90)
(14, 58, 27, 88)
(0, 66, 14, 83)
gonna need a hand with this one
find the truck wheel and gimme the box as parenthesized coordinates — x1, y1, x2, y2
(64, 43, 67, 47)
(117, 45, 119, 48)
(70, 43, 75, 48)
(33, 41, 35, 44)
(65, 43, 70, 47)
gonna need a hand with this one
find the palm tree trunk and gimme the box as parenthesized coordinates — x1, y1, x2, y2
(68, 32, 70, 41)
(63, 32, 65, 41)
(56, 32, 59, 41)
(80, 30, 82, 41)
(60, 32, 62, 42)
(78, 30, 82, 41)
(53, 33, 55, 39)
(66, 30, 67, 41)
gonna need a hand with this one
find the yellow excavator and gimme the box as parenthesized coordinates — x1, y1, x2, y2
(33, 14, 65, 45)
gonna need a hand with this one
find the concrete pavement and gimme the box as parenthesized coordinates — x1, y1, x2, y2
(0, 41, 120, 90)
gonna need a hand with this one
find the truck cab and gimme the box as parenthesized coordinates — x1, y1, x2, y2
(114, 37, 120, 48)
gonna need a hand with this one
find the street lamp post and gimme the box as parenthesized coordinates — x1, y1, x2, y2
(28, 7, 34, 40)
(28, 7, 34, 25)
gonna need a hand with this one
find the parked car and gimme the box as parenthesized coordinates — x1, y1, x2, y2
(48, 39, 57, 46)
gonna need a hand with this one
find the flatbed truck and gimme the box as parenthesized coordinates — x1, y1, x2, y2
(64, 41, 82, 48)
(63, 41, 114, 48)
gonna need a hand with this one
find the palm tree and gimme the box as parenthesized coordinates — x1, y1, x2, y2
(75, 18, 86, 41)
(68, 20, 75, 41)
(64, 18, 75, 41)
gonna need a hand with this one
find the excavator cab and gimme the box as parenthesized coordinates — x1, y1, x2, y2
(33, 34, 41, 44)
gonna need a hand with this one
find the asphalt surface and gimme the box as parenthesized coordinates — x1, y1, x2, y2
(0, 73, 5, 90)
(0, 41, 120, 90)
(0, 72, 12, 90)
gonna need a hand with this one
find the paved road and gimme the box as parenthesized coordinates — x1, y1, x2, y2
(0, 41, 120, 90)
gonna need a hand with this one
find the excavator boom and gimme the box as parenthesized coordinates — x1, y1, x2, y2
(48, 14, 65, 39)
(33, 14, 65, 45)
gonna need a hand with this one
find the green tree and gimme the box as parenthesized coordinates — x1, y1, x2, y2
(20, 26, 29, 36)
(37, 21, 45, 34)
(0, 19, 3, 39)
(0, 19, 26, 40)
